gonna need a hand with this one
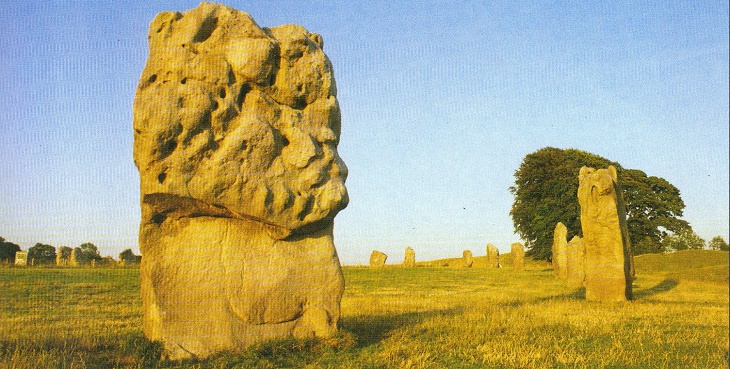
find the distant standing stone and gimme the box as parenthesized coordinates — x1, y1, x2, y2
(486, 243, 500, 268)
(403, 247, 416, 267)
(511, 242, 525, 272)
(552, 222, 568, 279)
(566, 236, 585, 289)
(578, 166, 633, 301)
(462, 250, 473, 268)
(370, 250, 388, 267)
(14, 251, 27, 266)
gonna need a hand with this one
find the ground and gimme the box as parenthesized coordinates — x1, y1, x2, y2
(0, 250, 727, 368)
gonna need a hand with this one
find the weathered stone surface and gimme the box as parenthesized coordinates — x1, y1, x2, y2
(511, 242, 525, 272)
(552, 222, 568, 279)
(462, 250, 473, 268)
(370, 250, 387, 267)
(403, 247, 415, 267)
(578, 166, 632, 302)
(486, 243, 500, 268)
(133, 3, 348, 359)
(566, 236, 585, 289)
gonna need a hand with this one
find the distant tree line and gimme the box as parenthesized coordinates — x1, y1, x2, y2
(0, 237, 142, 266)
(510, 147, 727, 260)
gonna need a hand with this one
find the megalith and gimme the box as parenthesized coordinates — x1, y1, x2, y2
(486, 243, 500, 268)
(70, 247, 83, 267)
(462, 250, 473, 268)
(56, 246, 72, 266)
(566, 236, 585, 289)
(403, 247, 415, 267)
(552, 222, 568, 279)
(370, 250, 387, 267)
(133, 3, 349, 359)
(511, 242, 525, 272)
(578, 166, 632, 301)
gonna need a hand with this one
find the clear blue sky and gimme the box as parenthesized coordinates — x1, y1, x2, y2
(1, 1, 727, 265)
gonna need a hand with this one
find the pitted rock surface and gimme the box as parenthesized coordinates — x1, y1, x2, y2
(133, 3, 347, 359)
(578, 166, 632, 302)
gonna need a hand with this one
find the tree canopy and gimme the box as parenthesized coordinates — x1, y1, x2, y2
(0, 237, 21, 263)
(74, 243, 102, 264)
(119, 249, 142, 264)
(510, 147, 691, 260)
(661, 229, 706, 251)
(27, 243, 56, 265)
(708, 236, 729, 251)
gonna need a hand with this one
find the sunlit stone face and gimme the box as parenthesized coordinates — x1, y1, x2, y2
(133, 5, 348, 236)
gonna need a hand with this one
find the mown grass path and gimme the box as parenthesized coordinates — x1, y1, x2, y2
(0, 250, 727, 368)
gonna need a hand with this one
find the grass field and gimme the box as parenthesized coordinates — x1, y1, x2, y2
(0, 250, 727, 368)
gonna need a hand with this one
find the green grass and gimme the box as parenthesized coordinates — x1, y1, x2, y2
(0, 250, 727, 368)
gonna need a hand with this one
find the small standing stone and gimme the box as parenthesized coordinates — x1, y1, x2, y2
(566, 236, 585, 289)
(14, 251, 27, 266)
(403, 247, 415, 267)
(511, 242, 525, 272)
(370, 250, 387, 267)
(552, 222, 568, 279)
(462, 250, 473, 268)
(486, 243, 500, 268)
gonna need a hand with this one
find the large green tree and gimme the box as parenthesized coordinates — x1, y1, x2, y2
(661, 229, 706, 251)
(708, 236, 729, 251)
(0, 237, 21, 264)
(75, 242, 102, 264)
(27, 243, 56, 265)
(510, 147, 690, 260)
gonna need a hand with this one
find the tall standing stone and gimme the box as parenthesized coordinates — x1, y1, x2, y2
(70, 247, 83, 267)
(56, 246, 72, 266)
(462, 250, 473, 268)
(486, 243, 500, 268)
(370, 250, 387, 267)
(403, 247, 415, 267)
(552, 222, 568, 279)
(578, 166, 632, 301)
(133, 3, 348, 359)
(511, 242, 525, 272)
(565, 236, 585, 289)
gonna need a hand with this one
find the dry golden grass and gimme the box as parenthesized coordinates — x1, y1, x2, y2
(0, 250, 727, 368)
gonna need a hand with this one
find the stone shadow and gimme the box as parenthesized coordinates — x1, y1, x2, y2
(339, 308, 461, 348)
(633, 279, 679, 299)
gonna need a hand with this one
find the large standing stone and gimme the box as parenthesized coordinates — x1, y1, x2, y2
(578, 166, 632, 301)
(403, 247, 415, 267)
(70, 247, 83, 267)
(511, 242, 525, 272)
(133, 3, 348, 359)
(370, 250, 387, 267)
(462, 250, 473, 268)
(56, 246, 72, 266)
(552, 222, 568, 279)
(486, 243, 500, 268)
(565, 236, 585, 289)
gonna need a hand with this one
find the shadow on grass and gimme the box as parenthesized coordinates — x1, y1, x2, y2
(633, 279, 679, 299)
(340, 308, 461, 348)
